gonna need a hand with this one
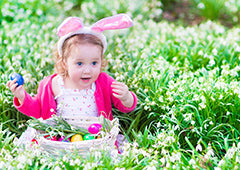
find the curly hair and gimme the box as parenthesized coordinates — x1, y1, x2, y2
(53, 34, 108, 78)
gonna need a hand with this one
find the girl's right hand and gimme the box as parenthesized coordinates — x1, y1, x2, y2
(7, 79, 25, 104)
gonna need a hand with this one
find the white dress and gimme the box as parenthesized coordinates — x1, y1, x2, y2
(55, 75, 99, 117)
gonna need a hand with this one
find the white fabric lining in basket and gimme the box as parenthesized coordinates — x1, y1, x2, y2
(37, 116, 119, 157)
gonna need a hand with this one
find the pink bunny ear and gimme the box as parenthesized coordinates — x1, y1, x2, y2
(57, 17, 84, 37)
(91, 14, 133, 32)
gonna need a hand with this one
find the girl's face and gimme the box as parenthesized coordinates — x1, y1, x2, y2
(64, 43, 102, 90)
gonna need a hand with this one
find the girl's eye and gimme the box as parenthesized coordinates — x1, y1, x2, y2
(77, 62, 82, 66)
(92, 61, 97, 65)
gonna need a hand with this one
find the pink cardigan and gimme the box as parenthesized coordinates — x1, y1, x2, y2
(14, 72, 137, 120)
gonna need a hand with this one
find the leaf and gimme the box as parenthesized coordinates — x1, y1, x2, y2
(102, 116, 111, 133)
(27, 116, 88, 137)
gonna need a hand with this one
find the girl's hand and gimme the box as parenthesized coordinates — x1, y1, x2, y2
(7, 79, 25, 104)
(111, 81, 134, 108)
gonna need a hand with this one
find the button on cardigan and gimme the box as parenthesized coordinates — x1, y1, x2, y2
(13, 72, 137, 120)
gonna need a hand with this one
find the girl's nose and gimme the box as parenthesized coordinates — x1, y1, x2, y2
(83, 65, 91, 73)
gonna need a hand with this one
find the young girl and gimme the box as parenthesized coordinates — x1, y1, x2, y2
(7, 14, 137, 121)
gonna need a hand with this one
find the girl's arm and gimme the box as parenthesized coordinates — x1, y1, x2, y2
(13, 91, 42, 118)
(7, 78, 44, 119)
(7, 79, 25, 104)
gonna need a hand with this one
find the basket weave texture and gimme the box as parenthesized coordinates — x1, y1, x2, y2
(36, 116, 119, 156)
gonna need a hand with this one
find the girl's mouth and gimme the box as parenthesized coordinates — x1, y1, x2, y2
(81, 78, 91, 82)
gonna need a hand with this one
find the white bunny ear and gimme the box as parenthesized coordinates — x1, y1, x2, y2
(57, 17, 84, 37)
(91, 14, 133, 32)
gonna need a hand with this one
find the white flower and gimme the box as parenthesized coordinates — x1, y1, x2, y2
(196, 144, 202, 152)
(69, 159, 74, 166)
(160, 157, 165, 165)
(144, 165, 157, 170)
(237, 142, 240, 149)
(158, 96, 163, 102)
(236, 45, 240, 52)
(54, 166, 61, 170)
(0, 161, 5, 169)
(236, 156, 240, 163)
(218, 159, 225, 166)
(200, 95, 206, 103)
(144, 105, 149, 110)
(62, 155, 68, 162)
(74, 158, 81, 165)
(166, 161, 170, 168)
(161, 149, 167, 155)
(17, 154, 27, 162)
(214, 167, 222, 170)
(110, 149, 118, 159)
(189, 159, 196, 165)
(204, 147, 214, 159)
(199, 102, 206, 109)
(198, 50, 204, 56)
(139, 149, 150, 158)
(204, 123, 209, 129)
(36, 9, 43, 15)
(212, 48, 218, 55)
(209, 59, 215, 66)
(211, 96, 215, 101)
(17, 163, 25, 169)
(197, 2, 205, 9)
(225, 147, 236, 159)
(169, 152, 181, 163)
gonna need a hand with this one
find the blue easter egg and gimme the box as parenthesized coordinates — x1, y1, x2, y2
(10, 73, 24, 87)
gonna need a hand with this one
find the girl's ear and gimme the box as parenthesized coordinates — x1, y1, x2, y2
(62, 61, 68, 77)
(57, 17, 84, 37)
(62, 58, 67, 68)
(91, 14, 133, 32)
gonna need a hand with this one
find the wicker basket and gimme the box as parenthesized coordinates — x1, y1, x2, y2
(36, 116, 119, 157)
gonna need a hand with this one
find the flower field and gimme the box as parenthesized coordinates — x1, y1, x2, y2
(1, 0, 240, 169)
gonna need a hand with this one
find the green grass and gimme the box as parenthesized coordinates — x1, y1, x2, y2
(1, 0, 240, 169)
(191, 0, 240, 26)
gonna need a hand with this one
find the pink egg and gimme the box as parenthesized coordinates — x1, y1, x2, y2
(58, 136, 70, 142)
(88, 123, 102, 134)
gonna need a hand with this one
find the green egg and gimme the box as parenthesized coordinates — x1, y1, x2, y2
(83, 133, 95, 140)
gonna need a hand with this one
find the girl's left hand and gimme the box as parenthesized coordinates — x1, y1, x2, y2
(111, 81, 134, 108)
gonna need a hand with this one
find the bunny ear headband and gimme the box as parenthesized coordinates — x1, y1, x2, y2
(57, 14, 133, 56)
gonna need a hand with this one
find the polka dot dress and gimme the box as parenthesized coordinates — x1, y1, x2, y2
(55, 76, 98, 117)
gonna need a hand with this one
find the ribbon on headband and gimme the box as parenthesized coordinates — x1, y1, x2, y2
(57, 14, 133, 56)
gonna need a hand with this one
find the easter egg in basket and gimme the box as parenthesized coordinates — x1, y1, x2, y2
(83, 133, 95, 140)
(88, 123, 102, 134)
(71, 134, 83, 142)
(44, 135, 58, 141)
(58, 136, 70, 142)
(31, 138, 38, 144)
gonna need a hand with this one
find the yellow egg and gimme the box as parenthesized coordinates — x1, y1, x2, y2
(71, 134, 83, 142)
